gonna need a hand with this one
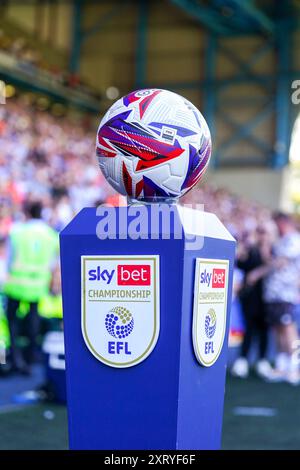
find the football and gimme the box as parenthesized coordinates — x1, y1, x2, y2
(96, 88, 211, 201)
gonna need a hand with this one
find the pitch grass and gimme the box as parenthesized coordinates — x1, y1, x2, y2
(0, 375, 300, 449)
(222, 374, 300, 450)
(0, 404, 68, 450)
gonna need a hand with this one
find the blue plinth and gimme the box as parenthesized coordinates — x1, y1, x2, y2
(60, 205, 235, 450)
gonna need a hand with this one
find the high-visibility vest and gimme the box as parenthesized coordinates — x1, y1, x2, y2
(38, 295, 63, 319)
(3, 220, 59, 303)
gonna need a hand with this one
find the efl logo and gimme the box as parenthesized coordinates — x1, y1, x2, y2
(212, 269, 225, 288)
(117, 265, 151, 286)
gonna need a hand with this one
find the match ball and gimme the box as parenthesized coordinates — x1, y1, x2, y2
(96, 89, 211, 201)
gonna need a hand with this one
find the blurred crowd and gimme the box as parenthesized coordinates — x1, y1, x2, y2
(0, 96, 112, 237)
(0, 96, 112, 379)
(185, 188, 300, 385)
(0, 96, 300, 388)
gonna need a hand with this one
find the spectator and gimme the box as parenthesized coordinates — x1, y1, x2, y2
(231, 226, 274, 380)
(262, 213, 300, 384)
(242, 213, 300, 384)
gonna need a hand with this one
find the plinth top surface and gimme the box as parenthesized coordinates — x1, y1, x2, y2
(60, 206, 235, 242)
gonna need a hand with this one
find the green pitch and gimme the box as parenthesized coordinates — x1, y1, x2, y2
(0, 375, 300, 449)
(0, 404, 68, 450)
(222, 374, 300, 450)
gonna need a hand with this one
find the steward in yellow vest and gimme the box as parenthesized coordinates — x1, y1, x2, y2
(4, 201, 58, 374)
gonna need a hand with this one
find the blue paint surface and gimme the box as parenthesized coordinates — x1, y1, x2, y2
(60, 206, 235, 449)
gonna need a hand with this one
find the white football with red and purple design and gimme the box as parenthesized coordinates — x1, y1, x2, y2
(96, 88, 211, 201)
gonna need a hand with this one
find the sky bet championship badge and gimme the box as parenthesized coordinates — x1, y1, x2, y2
(81, 255, 160, 368)
(192, 258, 229, 367)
